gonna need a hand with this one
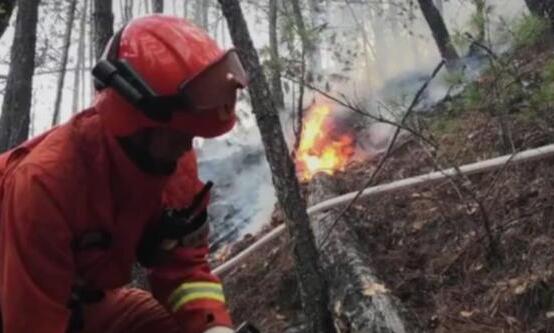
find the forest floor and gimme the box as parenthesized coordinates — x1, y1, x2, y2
(217, 36, 554, 333)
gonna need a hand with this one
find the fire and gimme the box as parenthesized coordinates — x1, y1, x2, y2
(296, 103, 355, 181)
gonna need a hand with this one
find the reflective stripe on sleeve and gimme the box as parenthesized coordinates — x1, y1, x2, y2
(168, 282, 226, 312)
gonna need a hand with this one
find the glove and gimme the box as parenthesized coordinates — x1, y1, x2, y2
(204, 327, 234, 333)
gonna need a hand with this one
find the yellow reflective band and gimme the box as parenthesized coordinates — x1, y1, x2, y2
(168, 282, 223, 305)
(171, 291, 226, 312)
(168, 282, 225, 312)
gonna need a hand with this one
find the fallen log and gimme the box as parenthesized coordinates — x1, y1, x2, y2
(308, 174, 415, 333)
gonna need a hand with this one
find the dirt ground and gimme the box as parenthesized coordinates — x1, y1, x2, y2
(219, 42, 554, 333)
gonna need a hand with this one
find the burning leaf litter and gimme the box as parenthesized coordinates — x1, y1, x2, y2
(295, 102, 355, 181)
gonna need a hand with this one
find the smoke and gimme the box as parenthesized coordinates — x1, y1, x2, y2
(0, 0, 529, 245)
(196, 119, 276, 247)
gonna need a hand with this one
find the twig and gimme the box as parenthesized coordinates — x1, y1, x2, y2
(317, 60, 446, 249)
(417, 140, 512, 263)
(293, 48, 307, 155)
(283, 74, 438, 148)
(464, 33, 525, 89)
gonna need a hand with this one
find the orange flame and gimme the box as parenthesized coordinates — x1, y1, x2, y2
(296, 103, 355, 181)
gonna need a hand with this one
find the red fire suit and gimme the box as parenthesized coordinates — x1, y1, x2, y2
(0, 108, 232, 332)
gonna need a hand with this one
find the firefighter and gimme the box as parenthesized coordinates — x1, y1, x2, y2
(0, 15, 247, 333)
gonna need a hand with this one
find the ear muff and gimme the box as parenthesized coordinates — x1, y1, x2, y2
(93, 26, 125, 91)
(92, 26, 175, 122)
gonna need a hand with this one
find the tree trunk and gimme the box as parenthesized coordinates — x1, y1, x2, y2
(152, 0, 163, 13)
(143, 0, 150, 14)
(217, 1, 336, 332)
(269, 0, 285, 109)
(0, 0, 40, 152)
(123, 0, 133, 23)
(290, 0, 308, 147)
(291, 0, 314, 81)
(202, 0, 210, 30)
(72, 0, 88, 114)
(417, 0, 459, 66)
(308, 175, 414, 333)
(0, 0, 16, 39)
(525, 0, 554, 27)
(308, 0, 323, 74)
(290, 0, 310, 51)
(525, 0, 546, 16)
(194, 0, 205, 28)
(473, 0, 486, 42)
(93, 0, 114, 60)
(368, 3, 388, 80)
(52, 0, 78, 126)
(89, 0, 95, 99)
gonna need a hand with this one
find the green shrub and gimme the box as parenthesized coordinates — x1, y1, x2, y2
(513, 14, 550, 49)
(463, 82, 483, 109)
(529, 60, 554, 107)
(542, 59, 554, 83)
(442, 68, 466, 87)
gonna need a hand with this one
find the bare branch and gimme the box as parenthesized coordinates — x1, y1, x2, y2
(283, 74, 439, 149)
(317, 60, 446, 249)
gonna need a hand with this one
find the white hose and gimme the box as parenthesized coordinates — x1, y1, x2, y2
(214, 143, 554, 276)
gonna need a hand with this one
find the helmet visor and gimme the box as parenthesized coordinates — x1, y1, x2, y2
(178, 49, 248, 111)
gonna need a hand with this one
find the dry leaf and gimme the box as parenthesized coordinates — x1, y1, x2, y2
(412, 220, 427, 231)
(460, 310, 474, 318)
(514, 283, 527, 295)
(334, 300, 342, 314)
(505, 315, 519, 326)
(362, 281, 388, 296)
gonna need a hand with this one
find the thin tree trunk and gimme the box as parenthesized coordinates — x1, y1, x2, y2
(525, 0, 554, 27)
(525, 0, 545, 16)
(290, 0, 309, 149)
(192, 0, 210, 29)
(152, 0, 163, 13)
(144, 0, 150, 14)
(93, 0, 114, 60)
(269, 0, 285, 109)
(202, 0, 210, 30)
(473, 0, 486, 42)
(0, 0, 16, 39)
(89, 0, 95, 99)
(368, 3, 387, 80)
(417, 0, 459, 66)
(124, 0, 133, 23)
(73, 0, 88, 114)
(217, 1, 336, 332)
(0, 0, 41, 152)
(52, 0, 78, 126)
(291, 0, 313, 77)
(308, 0, 323, 74)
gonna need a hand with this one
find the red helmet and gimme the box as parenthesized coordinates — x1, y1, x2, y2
(92, 15, 247, 138)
